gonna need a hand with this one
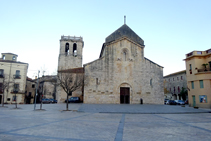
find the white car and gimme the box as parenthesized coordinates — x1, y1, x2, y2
(174, 100, 185, 105)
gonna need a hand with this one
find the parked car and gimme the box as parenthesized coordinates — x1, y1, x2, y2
(174, 100, 185, 105)
(42, 98, 51, 104)
(49, 98, 57, 103)
(185, 100, 188, 104)
(65, 97, 80, 103)
(164, 99, 169, 104)
(166, 100, 177, 105)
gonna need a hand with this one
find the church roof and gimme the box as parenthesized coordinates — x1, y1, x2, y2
(105, 24, 144, 46)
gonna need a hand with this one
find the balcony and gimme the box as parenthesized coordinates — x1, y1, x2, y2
(11, 89, 25, 94)
(13, 75, 21, 79)
(197, 68, 211, 73)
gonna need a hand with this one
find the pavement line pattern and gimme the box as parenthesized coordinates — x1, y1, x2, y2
(2, 132, 104, 141)
(115, 114, 125, 141)
(154, 114, 211, 133)
(0, 113, 91, 134)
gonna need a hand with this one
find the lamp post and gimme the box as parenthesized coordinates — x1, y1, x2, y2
(34, 70, 40, 110)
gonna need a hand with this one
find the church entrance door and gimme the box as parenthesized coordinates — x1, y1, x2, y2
(120, 87, 130, 104)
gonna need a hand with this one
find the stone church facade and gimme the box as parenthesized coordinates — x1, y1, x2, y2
(57, 24, 164, 104)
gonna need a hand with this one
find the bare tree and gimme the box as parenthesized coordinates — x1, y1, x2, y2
(57, 72, 84, 111)
(0, 75, 10, 107)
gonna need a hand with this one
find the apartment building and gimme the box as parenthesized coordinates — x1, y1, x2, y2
(164, 70, 187, 100)
(0, 53, 28, 104)
(184, 48, 211, 108)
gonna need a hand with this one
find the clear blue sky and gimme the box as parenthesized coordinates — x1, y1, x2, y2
(1, 0, 211, 78)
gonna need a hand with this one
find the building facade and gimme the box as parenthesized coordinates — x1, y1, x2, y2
(0, 53, 28, 104)
(163, 70, 187, 100)
(38, 75, 57, 100)
(83, 24, 164, 104)
(184, 49, 211, 108)
(56, 24, 164, 104)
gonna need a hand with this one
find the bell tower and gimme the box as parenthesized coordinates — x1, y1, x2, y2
(58, 35, 84, 71)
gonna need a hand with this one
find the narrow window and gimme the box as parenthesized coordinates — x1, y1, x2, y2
(174, 87, 175, 93)
(190, 64, 192, 70)
(32, 84, 35, 88)
(191, 81, 194, 89)
(124, 52, 127, 61)
(177, 77, 179, 80)
(189, 64, 192, 74)
(150, 79, 152, 86)
(96, 78, 98, 85)
(122, 49, 128, 61)
(73, 43, 77, 56)
(2, 55, 5, 60)
(199, 80, 204, 88)
(65, 43, 69, 54)
(181, 76, 183, 80)
(12, 56, 16, 60)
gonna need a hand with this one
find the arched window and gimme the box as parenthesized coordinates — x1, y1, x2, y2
(150, 79, 152, 86)
(121, 48, 129, 61)
(73, 43, 77, 54)
(65, 43, 69, 54)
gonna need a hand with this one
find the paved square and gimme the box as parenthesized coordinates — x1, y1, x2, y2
(0, 104, 211, 141)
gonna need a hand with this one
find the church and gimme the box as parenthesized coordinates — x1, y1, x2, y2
(56, 23, 164, 104)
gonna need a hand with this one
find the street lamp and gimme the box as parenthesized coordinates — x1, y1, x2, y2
(34, 70, 40, 110)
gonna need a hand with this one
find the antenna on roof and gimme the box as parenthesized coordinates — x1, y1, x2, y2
(124, 15, 126, 24)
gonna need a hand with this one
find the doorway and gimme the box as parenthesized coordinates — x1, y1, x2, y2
(120, 87, 130, 104)
(192, 95, 196, 107)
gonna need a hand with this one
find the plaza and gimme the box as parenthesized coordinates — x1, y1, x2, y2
(0, 104, 211, 141)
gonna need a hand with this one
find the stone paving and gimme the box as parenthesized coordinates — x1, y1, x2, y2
(0, 103, 211, 141)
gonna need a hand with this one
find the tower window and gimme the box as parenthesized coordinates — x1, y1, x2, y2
(12, 56, 16, 60)
(65, 43, 69, 54)
(3, 55, 5, 60)
(73, 43, 77, 56)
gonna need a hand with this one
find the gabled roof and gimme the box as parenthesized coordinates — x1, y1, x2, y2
(164, 70, 186, 78)
(105, 24, 144, 46)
